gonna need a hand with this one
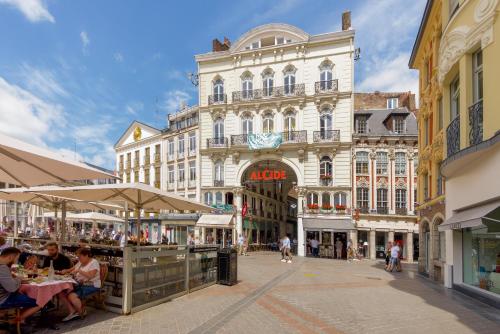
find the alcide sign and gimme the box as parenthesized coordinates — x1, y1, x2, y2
(249, 169, 286, 181)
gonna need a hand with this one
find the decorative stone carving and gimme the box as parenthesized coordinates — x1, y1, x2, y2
(438, 26, 469, 83)
(395, 178, 407, 190)
(388, 148, 395, 160)
(377, 177, 388, 189)
(369, 148, 377, 160)
(294, 186, 307, 197)
(209, 152, 226, 162)
(474, 0, 499, 22)
(297, 148, 305, 162)
(232, 151, 240, 164)
(356, 177, 369, 188)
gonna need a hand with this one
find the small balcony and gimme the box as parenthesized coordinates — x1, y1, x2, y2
(231, 84, 305, 103)
(207, 137, 228, 148)
(447, 116, 460, 157)
(231, 134, 249, 146)
(313, 130, 340, 143)
(314, 79, 339, 94)
(395, 207, 408, 215)
(469, 100, 483, 146)
(319, 175, 332, 186)
(208, 94, 227, 105)
(214, 180, 224, 187)
(377, 207, 388, 214)
(282, 130, 307, 144)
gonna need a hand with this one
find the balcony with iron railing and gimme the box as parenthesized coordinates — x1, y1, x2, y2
(447, 116, 460, 157)
(357, 206, 369, 214)
(207, 137, 228, 148)
(469, 100, 483, 146)
(395, 207, 408, 215)
(313, 130, 340, 143)
(208, 93, 227, 105)
(231, 84, 305, 103)
(319, 175, 332, 186)
(231, 130, 307, 146)
(377, 206, 388, 214)
(314, 79, 339, 94)
(214, 179, 224, 187)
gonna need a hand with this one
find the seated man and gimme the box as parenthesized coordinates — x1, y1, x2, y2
(42, 242, 72, 271)
(58, 248, 100, 322)
(0, 247, 41, 323)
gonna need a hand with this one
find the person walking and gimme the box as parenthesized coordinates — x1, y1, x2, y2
(385, 241, 393, 270)
(242, 234, 249, 256)
(282, 235, 292, 263)
(347, 239, 354, 261)
(237, 234, 244, 255)
(335, 238, 343, 259)
(310, 237, 319, 257)
(387, 241, 401, 272)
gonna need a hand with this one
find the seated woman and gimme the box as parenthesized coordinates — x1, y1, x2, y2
(58, 248, 100, 322)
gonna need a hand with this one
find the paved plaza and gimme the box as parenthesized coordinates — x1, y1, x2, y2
(27, 254, 500, 334)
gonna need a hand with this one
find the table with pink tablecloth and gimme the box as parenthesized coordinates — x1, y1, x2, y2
(20, 281, 74, 307)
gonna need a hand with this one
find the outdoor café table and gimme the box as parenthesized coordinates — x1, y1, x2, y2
(19, 277, 76, 307)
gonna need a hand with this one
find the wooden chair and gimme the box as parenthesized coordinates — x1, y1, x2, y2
(0, 307, 21, 334)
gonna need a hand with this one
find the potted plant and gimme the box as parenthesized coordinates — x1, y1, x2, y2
(321, 204, 333, 212)
(307, 203, 319, 213)
(335, 204, 346, 213)
(319, 174, 332, 179)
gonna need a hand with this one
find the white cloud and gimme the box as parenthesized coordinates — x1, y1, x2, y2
(114, 52, 124, 62)
(80, 31, 90, 53)
(19, 64, 68, 99)
(125, 101, 144, 115)
(162, 90, 190, 113)
(0, 76, 65, 146)
(0, 0, 54, 23)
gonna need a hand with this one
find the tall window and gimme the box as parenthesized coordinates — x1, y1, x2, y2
(334, 192, 347, 207)
(134, 170, 139, 182)
(356, 188, 369, 209)
(168, 165, 175, 184)
(376, 152, 388, 175)
(396, 189, 407, 208)
(284, 69, 296, 95)
(387, 98, 399, 109)
(168, 139, 174, 159)
(178, 163, 185, 182)
(393, 116, 405, 134)
(320, 156, 333, 186)
(214, 160, 224, 182)
(423, 172, 429, 199)
(204, 192, 213, 205)
(178, 135, 185, 157)
(307, 192, 318, 206)
(395, 152, 406, 176)
(356, 152, 369, 174)
(215, 191, 223, 205)
(284, 110, 296, 133)
(189, 160, 196, 181)
(144, 168, 150, 185)
(377, 188, 388, 209)
(450, 75, 460, 120)
(262, 71, 274, 96)
(189, 132, 196, 153)
(213, 79, 224, 103)
(438, 98, 443, 130)
(473, 50, 483, 103)
(262, 113, 274, 133)
(319, 63, 333, 90)
(437, 162, 444, 195)
(320, 108, 332, 138)
(321, 193, 331, 207)
(356, 116, 367, 134)
(242, 74, 253, 99)
(213, 117, 224, 143)
(242, 114, 253, 135)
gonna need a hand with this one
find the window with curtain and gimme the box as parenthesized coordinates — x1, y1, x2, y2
(395, 152, 406, 176)
(319, 156, 333, 186)
(450, 75, 460, 120)
(284, 110, 296, 133)
(356, 152, 369, 174)
(320, 108, 332, 139)
(321, 193, 331, 208)
(376, 152, 388, 175)
(307, 193, 318, 206)
(215, 192, 223, 205)
(178, 163, 185, 182)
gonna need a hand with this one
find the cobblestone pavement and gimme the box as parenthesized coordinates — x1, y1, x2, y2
(23, 253, 500, 334)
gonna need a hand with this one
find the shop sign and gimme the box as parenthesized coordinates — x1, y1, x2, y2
(249, 169, 286, 181)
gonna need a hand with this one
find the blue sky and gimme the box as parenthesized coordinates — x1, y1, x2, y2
(0, 0, 426, 169)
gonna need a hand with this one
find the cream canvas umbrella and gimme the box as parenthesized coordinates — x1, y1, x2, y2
(29, 183, 213, 245)
(0, 132, 117, 187)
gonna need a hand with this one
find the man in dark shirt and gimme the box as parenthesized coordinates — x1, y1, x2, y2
(42, 242, 72, 271)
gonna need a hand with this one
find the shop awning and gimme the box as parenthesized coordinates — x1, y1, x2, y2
(196, 214, 234, 229)
(439, 200, 500, 231)
(302, 218, 355, 231)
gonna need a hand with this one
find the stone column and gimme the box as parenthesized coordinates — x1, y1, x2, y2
(389, 149, 395, 214)
(296, 187, 306, 257)
(407, 231, 414, 262)
(388, 230, 395, 243)
(350, 230, 357, 250)
(234, 187, 244, 238)
(369, 229, 376, 260)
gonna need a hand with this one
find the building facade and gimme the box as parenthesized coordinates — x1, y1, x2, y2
(353, 92, 419, 261)
(410, 0, 500, 305)
(196, 20, 355, 256)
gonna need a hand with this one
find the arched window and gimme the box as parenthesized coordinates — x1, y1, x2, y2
(334, 192, 347, 207)
(262, 70, 274, 97)
(215, 191, 223, 205)
(204, 192, 213, 205)
(284, 110, 296, 133)
(319, 62, 333, 91)
(284, 67, 296, 95)
(321, 193, 331, 208)
(319, 107, 333, 139)
(241, 73, 253, 99)
(214, 160, 224, 182)
(213, 79, 224, 103)
(213, 118, 224, 144)
(319, 156, 333, 186)
(262, 113, 274, 133)
(395, 152, 407, 176)
(242, 114, 253, 135)
(307, 192, 319, 208)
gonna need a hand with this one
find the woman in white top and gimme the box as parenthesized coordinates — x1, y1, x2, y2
(58, 248, 101, 322)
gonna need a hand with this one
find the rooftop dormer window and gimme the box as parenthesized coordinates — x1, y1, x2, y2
(393, 116, 406, 134)
(387, 97, 399, 109)
(355, 115, 368, 134)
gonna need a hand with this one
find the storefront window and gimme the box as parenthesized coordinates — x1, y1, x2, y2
(463, 227, 500, 295)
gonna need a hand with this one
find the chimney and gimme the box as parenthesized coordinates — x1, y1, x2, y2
(223, 37, 231, 48)
(212, 37, 231, 52)
(342, 11, 351, 31)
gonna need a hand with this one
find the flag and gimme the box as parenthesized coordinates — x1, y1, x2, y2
(242, 202, 248, 217)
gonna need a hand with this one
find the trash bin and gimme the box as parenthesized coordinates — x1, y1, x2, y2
(217, 247, 237, 285)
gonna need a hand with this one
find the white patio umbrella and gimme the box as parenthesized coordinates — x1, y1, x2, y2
(28, 183, 213, 245)
(0, 132, 118, 187)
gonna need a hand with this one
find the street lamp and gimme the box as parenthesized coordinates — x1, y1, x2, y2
(187, 72, 199, 86)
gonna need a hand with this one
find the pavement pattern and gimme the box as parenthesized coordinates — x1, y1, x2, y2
(13, 253, 500, 334)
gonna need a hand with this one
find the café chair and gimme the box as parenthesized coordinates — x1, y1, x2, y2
(82, 262, 109, 310)
(0, 307, 21, 334)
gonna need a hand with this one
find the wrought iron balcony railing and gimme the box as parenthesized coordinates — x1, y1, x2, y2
(214, 180, 224, 187)
(231, 134, 249, 146)
(395, 207, 408, 215)
(314, 79, 339, 94)
(357, 206, 369, 214)
(207, 137, 228, 148)
(319, 175, 332, 186)
(469, 100, 483, 146)
(208, 94, 227, 105)
(313, 130, 340, 142)
(447, 116, 460, 157)
(282, 130, 307, 143)
(377, 207, 388, 214)
(231, 84, 305, 102)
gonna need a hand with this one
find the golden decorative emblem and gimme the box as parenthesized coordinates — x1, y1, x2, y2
(133, 126, 142, 141)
